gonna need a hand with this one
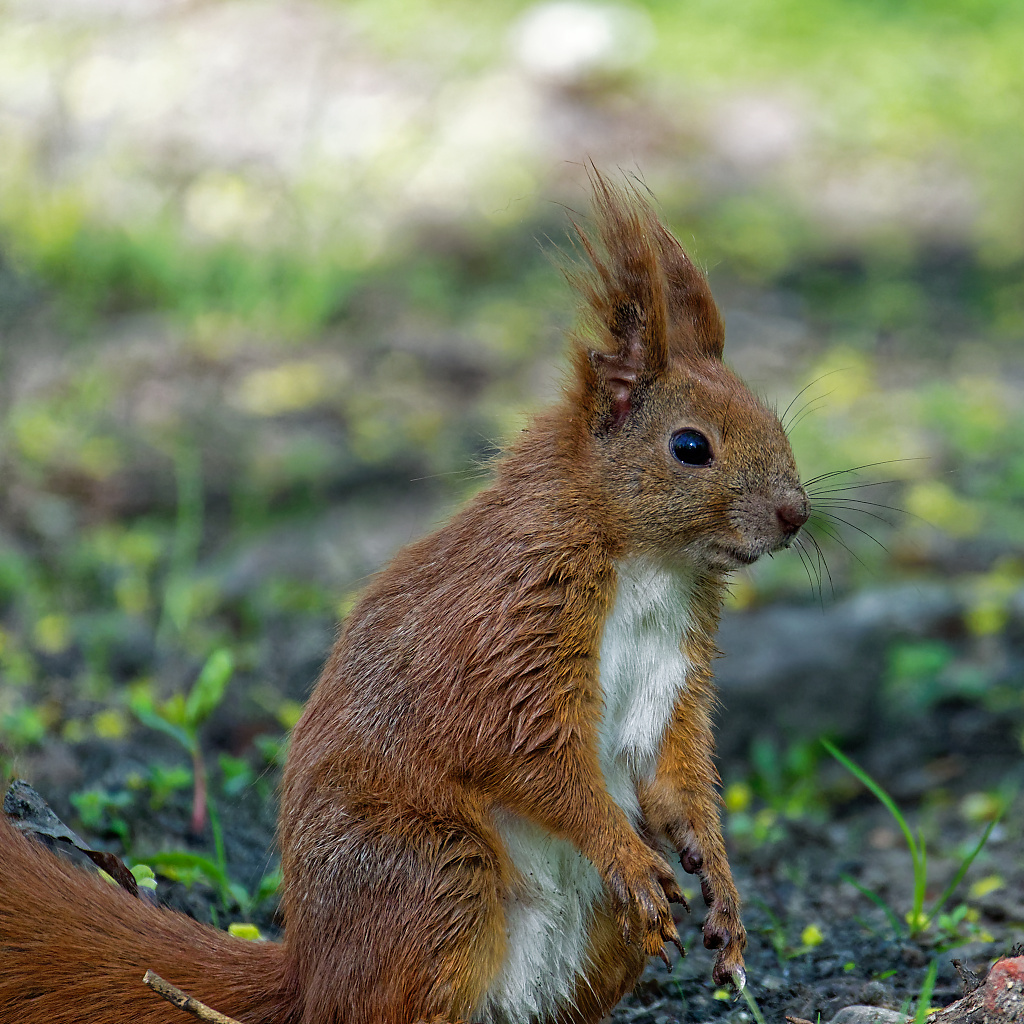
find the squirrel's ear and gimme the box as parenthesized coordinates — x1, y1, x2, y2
(571, 175, 670, 431)
(568, 172, 725, 432)
(586, 296, 667, 430)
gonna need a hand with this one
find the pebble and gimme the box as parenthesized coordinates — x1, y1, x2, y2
(829, 1007, 906, 1024)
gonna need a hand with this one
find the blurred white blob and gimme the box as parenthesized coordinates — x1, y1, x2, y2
(710, 94, 807, 169)
(16, 0, 189, 15)
(511, 1, 654, 82)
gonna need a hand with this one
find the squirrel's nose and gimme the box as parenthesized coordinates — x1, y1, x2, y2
(775, 497, 809, 537)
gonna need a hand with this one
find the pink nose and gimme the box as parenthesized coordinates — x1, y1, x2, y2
(776, 500, 809, 536)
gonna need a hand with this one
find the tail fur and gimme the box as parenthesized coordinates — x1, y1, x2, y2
(0, 818, 295, 1024)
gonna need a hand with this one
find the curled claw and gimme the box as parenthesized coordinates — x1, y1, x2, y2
(661, 875, 687, 908)
(656, 928, 686, 971)
(711, 955, 745, 989)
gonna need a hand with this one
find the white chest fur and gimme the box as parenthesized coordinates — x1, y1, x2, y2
(478, 557, 695, 1023)
(596, 557, 695, 821)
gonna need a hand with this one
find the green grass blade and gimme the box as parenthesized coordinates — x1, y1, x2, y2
(913, 959, 938, 1024)
(840, 872, 904, 939)
(822, 740, 919, 862)
(739, 983, 767, 1024)
(909, 827, 928, 936)
(924, 816, 1000, 928)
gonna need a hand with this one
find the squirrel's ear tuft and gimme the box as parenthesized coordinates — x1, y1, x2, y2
(651, 216, 724, 362)
(567, 171, 724, 431)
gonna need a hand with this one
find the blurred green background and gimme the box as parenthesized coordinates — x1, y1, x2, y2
(1, 0, 1023, 764)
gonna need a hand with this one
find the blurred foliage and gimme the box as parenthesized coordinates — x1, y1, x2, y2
(1, 0, 1023, 767)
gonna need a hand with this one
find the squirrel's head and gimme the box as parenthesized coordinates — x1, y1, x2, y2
(566, 174, 807, 573)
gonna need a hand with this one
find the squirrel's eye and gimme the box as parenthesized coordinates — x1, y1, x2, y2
(670, 429, 713, 466)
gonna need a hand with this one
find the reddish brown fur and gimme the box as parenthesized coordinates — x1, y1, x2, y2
(0, 174, 805, 1024)
(0, 818, 295, 1023)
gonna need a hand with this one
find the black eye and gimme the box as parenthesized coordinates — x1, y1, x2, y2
(670, 429, 713, 466)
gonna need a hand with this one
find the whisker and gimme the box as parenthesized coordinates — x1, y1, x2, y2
(804, 530, 835, 599)
(811, 501, 898, 528)
(810, 496, 908, 513)
(802, 458, 925, 489)
(792, 536, 823, 606)
(721, 391, 735, 445)
(807, 515, 872, 571)
(790, 536, 823, 606)
(786, 396, 833, 434)
(785, 392, 833, 428)
(808, 481, 904, 498)
(779, 369, 846, 430)
(813, 510, 890, 554)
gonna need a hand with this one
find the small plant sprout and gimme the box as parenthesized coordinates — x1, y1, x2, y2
(131, 647, 235, 836)
(129, 649, 284, 915)
(823, 739, 1002, 941)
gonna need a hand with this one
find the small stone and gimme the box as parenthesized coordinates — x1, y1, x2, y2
(829, 1007, 906, 1024)
(858, 980, 887, 1006)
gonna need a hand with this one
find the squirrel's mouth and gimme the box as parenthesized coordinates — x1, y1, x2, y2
(706, 529, 802, 569)
(705, 542, 762, 569)
(706, 517, 806, 569)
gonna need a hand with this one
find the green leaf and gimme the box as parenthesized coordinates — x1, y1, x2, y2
(132, 705, 195, 753)
(254, 866, 283, 904)
(185, 648, 234, 728)
(144, 850, 231, 891)
(130, 863, 159, 890)
(924, 817, 1001, 929)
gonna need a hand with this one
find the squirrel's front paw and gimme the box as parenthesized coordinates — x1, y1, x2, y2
(701, 896, 747, 989)
(604, 847, 686, 964)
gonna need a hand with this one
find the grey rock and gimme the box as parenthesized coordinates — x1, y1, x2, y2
(829, 1007, 906, 1024)
(714, 601, 883, 757)
(858, 980, 889, 1006)
(714, 583, 960, 759)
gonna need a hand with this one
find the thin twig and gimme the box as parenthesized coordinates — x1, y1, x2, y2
(142, 971, 244, 1024)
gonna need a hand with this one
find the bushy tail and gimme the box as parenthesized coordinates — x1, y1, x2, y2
(0, 819, 296, 1024)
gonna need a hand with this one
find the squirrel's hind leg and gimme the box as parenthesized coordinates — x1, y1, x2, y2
(282, 807, 508, 1024)
(555, 901, 648, 1024)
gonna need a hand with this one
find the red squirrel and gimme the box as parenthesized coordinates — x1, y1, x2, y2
(0, 174, 808, 1024)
